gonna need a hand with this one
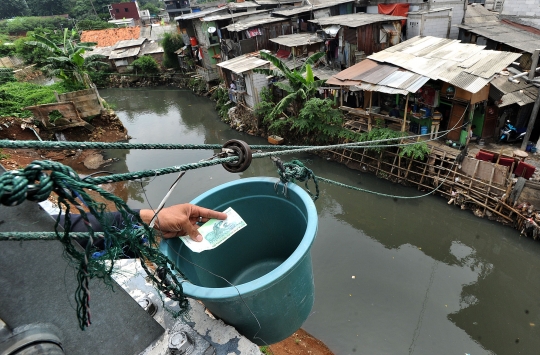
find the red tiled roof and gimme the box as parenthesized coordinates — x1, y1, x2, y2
(80, 27, 141, 47)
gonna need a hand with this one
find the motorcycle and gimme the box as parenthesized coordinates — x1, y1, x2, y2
(499, 120, 526, 143)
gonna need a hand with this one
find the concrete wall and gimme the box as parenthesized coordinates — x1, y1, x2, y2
(407, 8, 453, 39)
(501, 0, 540, 17)
(367, 0, 465, 39)
(56, 88, 103, 118)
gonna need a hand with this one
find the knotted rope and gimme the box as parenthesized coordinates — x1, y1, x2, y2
(272, 157, 319, 201)
(0, 160, 188, 330)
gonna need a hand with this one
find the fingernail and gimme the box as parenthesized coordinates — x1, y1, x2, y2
(195, 234, 203, 242)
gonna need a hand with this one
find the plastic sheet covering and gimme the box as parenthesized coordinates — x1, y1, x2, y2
(378, 3, 409, 26)
(323, 25, 341, 36)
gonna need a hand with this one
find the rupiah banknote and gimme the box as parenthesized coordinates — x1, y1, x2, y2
(180, 207, 246, 253)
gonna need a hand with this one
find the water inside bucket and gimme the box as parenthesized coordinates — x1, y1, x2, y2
(232, 259, 283, 284)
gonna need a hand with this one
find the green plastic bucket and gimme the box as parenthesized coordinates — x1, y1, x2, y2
(160, 177, 318, 345)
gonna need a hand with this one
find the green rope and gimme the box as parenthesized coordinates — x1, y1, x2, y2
(272, 157, 319, 201)
(0, 160, 189, 330)
(0, 140, 312, 150)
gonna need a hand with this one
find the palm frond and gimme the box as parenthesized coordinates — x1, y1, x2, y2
(305, 64, 314, 83)
(299, 52, 325, 73)
(271, 92, 298, 117)
(274, 81, 295, 93)
(26, 38, 59, 54)
(84, 54, 107, 62)
(259, 51, 292, 78)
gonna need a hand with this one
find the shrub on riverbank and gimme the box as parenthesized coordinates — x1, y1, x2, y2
(132, 56, 159, 74)
(0, 81, 83, 118)
(212, 85, 234, 122)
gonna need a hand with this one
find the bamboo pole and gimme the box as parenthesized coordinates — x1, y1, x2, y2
(465, 194, 513, 221)
(401, 94, 409, 132)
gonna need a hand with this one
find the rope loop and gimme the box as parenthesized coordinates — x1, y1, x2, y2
(0, 160, 189, 329)
(272, 157, 320, 201)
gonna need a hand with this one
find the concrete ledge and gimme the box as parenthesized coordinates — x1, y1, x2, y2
(111, 259, 262, 355)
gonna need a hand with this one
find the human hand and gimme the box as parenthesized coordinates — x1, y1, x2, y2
(139, 204, 227, 242)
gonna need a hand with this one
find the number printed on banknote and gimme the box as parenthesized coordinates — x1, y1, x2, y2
(180, 207, 247, 253)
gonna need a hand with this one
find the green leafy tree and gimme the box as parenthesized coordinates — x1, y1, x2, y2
(0, 68, 16, 85)
(254, 51, 325, 118)
(26, 28, 108, 87)
(161, 32, 183, 68)
(26, 0, 69, 17)
(141, 3, 160, 15)
(68, 0, 111, 21)
(76, 19, 115, 31)
(0, 0, 30, 19)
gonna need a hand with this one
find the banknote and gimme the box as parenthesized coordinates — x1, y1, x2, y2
(180, 207, 247, 253)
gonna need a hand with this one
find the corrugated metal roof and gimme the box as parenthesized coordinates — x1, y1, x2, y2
(490, 75, 532, 94)
(216, 53, 269, 74)
(457, 19, 540, 54)
(498, 91, 537, 107)
(334, 58, 378, 80)
(175, 7, 226, 21)
(273, 0, 354, 17)
(378, 71, 414, 88)
(325, 77, 363, 86)
(308, 13, 406, 28)
(367, 35, 521, 93)
(223, 16, 287, 32)
(354, 82, 408, 95)
(109, 46, 141, 59)
(270, 33, 323, 47)
(139, 40, 163, 55)
(115, 38, 145, 49)
(228, 1, 260, 9)
(448, 72, 490, 93)
(82, 46, 113, 59)
(464, 51, 521, 79)
(353, 64, 398, 82)
(202, 9, 269, 21)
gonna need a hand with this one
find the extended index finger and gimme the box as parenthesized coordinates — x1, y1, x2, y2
(195, 206, 227, 220)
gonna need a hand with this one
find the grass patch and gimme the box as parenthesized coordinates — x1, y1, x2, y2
(0, 81, 83, 118)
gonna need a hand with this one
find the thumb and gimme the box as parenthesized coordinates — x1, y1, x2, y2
(185, 224, 203, 242)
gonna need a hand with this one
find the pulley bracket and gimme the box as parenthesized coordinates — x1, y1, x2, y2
(221, 140, 252, 173)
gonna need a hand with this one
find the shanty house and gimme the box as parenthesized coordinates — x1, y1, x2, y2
(175, 7, 229, 82)
(308, 13, 406, 68)
(220, 15, 292, 59)
(326, 36, 521, 143)
(217, 52, 270, 109)
(271, 0, 355, 27)
(109, 38, 146, 73)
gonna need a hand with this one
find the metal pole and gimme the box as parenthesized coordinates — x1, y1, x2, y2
(523, 50, 540, 151)
(524, 85, 540, 151)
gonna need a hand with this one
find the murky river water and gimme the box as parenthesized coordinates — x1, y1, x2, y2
(100, 88, 540, 355)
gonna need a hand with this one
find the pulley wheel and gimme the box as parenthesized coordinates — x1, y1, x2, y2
(222, 140, 252, 173)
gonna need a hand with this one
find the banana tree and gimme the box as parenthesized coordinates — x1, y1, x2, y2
(254, 51, 326, 117)
(26, 28, 108, 88)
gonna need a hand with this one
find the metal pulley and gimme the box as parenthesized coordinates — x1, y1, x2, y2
(221, 140, 252, 173)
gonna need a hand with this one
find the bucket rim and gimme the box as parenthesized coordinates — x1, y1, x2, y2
(175, 177, 318, 300)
